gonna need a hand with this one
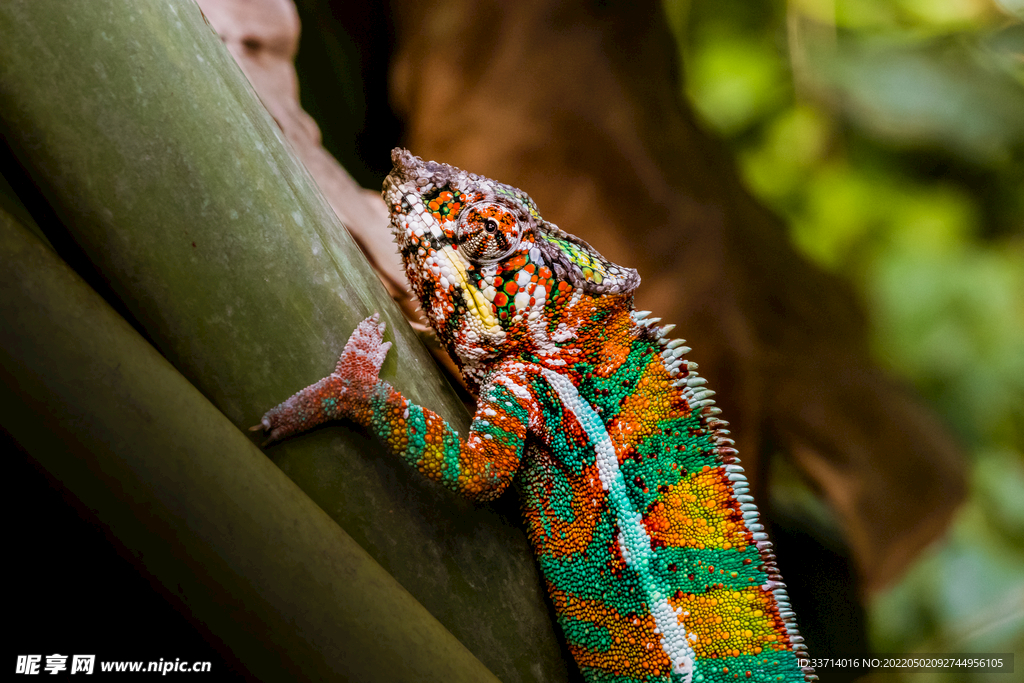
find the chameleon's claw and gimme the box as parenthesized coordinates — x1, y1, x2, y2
(254, 406, 299, 447)
(250, 409, 282, 446)
(249, 420, 282, 448)
(248, 415, 273, 432)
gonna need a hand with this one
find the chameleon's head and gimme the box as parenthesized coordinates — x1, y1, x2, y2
(383, 148, 639, 374)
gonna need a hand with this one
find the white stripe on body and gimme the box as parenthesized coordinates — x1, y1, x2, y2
(539, 368, 697, 682)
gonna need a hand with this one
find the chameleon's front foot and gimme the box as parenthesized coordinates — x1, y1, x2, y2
(251, 313, 392, 445)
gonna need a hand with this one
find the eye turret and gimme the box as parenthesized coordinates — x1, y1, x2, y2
(456, 202, 523, 263)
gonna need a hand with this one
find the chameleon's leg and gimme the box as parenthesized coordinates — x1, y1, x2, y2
(255, 315, 539, 502)
(253, 313, 391, 444)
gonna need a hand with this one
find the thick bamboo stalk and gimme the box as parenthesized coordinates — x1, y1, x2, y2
(0, 1, 565, 680)
(0, 207, 500, 682)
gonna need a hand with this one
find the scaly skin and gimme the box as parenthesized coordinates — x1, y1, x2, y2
(257, 149, 815, 683)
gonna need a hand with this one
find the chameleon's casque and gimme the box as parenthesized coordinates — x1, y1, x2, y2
(259, 149, 816, 683)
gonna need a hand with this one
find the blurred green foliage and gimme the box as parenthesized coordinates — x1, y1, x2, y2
(667, 0, 1023, 678)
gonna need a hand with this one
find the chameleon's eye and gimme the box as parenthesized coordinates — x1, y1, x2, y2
(456, 202, 523, 263)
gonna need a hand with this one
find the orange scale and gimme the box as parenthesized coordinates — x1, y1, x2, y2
(523, 464, 605, 558)
(642, 468, 748, 550)
(671, 587, 792, 660)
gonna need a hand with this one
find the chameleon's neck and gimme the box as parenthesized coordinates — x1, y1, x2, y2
(534, 291, 641, 371)
(456, 291, 639, 385)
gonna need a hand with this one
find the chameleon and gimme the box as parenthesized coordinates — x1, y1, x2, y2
(255, 149, 816, 683)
